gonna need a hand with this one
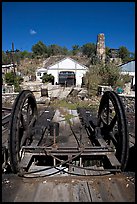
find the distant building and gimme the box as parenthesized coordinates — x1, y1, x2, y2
(36, 68, 47, 81)
(108, 49, 122, 65)
(109, 49, 119, 58)
(2, 63, 17, 75)
(119, 60, 135, 88)
(36, 56, 88, 86)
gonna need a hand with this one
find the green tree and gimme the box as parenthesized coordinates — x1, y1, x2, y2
(129, 52, 135, 61)
(47, 44, 67, 56)
(4, 72, 23, 92)
(105, 46, 111, 63)
(72, 45, 80, 55)
(32, 41, 47, 56)
(84, 62, 131, 96)
(84, 64, 102, 96)
(18, 50, 31, 59)
(61, 46, 68, 55)
(100, 62, 121, 86)
(2, 51, 11, 64)
(81, 43, 96, 57)
(118, 46, 130, 63)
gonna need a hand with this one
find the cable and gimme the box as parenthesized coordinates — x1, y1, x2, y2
(68, 120, 85, 148)
(18, 147, 85, 178)
(51, 154, 121, 173)
(54, 166, 113, 177)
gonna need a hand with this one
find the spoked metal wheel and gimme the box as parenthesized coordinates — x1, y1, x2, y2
(9, 90, 38, 173)
(97, 91, 129, 171)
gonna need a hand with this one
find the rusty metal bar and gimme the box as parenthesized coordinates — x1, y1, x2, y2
(21, 146, 115, 157)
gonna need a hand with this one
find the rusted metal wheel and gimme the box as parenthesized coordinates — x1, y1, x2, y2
(8, 90, 38, 173)
(97, 91, 129, 171)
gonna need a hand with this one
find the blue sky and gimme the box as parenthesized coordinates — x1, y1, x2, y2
(2, 2, 135, 53)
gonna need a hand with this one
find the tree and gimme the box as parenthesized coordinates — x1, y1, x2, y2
(18, 50, 31, 59)
(4, 72, 23, 92)
(118, 46, 130, 63)
(47, 44, 67, 56)
(84, 61, 131, 96)
(31, 41, 47, 56)
(2, 51, 11, 64)
(81, 43, 96, 57)
(84, 64, 102, 96)
(72, 45, 80, 55)
(100, 62, 121, 86)
(129, 52, 135, 61)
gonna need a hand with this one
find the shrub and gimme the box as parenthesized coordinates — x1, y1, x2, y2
(42, 73, 54, 84)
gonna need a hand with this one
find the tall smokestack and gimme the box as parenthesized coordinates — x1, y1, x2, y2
(96, 33, 106, 63)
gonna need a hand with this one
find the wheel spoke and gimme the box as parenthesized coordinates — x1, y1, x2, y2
(108, 114, 117, 131)
(106, 99, 109, 125)
(100, 114, 107, 126)
(109, 132, 118, 147)
(28, 115, 36, 128)
(20, 131, 28, 147)
(20, 113, 27, 130)
(27, 103, 32, 123)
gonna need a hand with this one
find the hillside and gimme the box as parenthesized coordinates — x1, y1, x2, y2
(17, 55, 90, 77)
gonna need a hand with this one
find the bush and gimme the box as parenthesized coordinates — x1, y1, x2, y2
(42, 73, 54, 84)
(84, 62, 130, 96)
(5, 72, 23, 92)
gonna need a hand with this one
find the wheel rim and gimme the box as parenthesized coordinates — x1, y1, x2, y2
(9, 90, 38, 173)
(97, 91, 129, 171)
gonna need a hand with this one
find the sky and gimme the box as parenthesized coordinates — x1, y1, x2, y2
(2, 2, 135, 53)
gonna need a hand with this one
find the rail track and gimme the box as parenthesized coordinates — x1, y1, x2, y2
(2, 90, 135, 202)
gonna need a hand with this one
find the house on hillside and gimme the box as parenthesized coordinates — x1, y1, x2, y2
(35, 68, 47, 81)
(36, 56, 88, 87)
(119, 60, 135, 89)
(2, 63, 17, 75)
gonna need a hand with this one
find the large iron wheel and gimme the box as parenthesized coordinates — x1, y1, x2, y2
(8, 90, 38, 173)
(97, 91, 129, 171)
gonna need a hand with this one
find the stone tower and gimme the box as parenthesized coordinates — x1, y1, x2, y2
(96, 33, 106, 62)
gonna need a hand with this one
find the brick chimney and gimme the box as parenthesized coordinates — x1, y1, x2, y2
(96, 33, 106, 63)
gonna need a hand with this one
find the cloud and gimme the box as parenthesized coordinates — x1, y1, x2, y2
(30, 29, 37, 35)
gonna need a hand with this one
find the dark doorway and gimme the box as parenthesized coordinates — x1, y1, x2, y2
(59, 71, 76, 86)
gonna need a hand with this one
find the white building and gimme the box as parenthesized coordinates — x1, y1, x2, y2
(47, 57, 88, 86)
(120, 60, 135, 87)
(2, 63, 17, 75)
(36, 68, 47, 81)
(36, 57, 88, 86)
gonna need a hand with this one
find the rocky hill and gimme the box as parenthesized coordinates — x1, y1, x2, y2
(17, 55, 90, 77)
(17, 57, 44, 76)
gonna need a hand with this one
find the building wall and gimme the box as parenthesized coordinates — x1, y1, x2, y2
(47, 69, 59, 84)
(36, 68, 47, 81)
(47, 58, 88, 86)
(121, 71, 135, 86)
(120, 60, 135, 86)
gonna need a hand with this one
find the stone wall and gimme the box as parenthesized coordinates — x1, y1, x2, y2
(120, 95, 135, 113)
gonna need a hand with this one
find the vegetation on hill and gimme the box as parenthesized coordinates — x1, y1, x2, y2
(2, 41, 135, 65)
(84, 62, 132, 96)
(2, 41, 134, 95)
(4, 72, 23, 92)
